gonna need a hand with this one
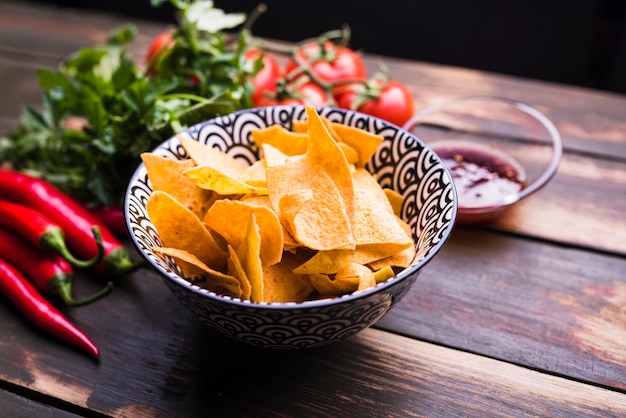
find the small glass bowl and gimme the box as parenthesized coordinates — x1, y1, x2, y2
(403, 95, 563, 224)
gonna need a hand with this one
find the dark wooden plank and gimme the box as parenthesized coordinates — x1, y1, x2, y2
(0, 2, 624, 416)
(0, 254, 625, 417)
(376, 225, 626, 391)
(411, 125, 626, 256)
(0, 388, 81, 418)
(0, 1, 163, 60)
(491, 151, 626, 253)
(3, 1, 626, 162)
(382, 54, 626, 160)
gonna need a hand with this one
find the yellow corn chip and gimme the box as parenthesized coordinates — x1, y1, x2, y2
(262, 252, 314, 303)
(141, 153, 216, 219)
(205, 199, 283, 266)
(384, 188, 404, 217)
(185, 164, 268, 195)
(147, 191, 228, 272)
(331, 122, 384, 167)
(226, 245, 252, 300)
(251, 124, 308, 156)
(153, 246, 242, 298)
(236, 213, 263, 302)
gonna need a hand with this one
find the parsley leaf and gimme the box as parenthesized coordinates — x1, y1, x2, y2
(0, 1, 255, 207)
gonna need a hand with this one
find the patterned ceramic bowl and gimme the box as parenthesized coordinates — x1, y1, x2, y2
(124, 106, 456, 349)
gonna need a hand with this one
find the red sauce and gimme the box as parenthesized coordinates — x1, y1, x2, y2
(432, 141, 526, 210)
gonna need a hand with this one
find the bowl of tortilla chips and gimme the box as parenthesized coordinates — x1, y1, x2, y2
(124, 105, 456, 349)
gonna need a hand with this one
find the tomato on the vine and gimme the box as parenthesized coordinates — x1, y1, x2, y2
(245, 49, 283, 107)
(284, 41, 366, 93)
(145, 30, 175, 69)
(254, 79, 328, 107)
(336, 78, 414, 127)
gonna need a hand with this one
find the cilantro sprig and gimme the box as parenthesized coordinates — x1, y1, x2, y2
(0, 1, 255, 207)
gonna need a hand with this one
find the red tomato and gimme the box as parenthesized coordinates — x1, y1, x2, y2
(245, 49, 283, 107)
(255, 80, 328, 107)
(284, 42, 367, 91)
(336, 79, 415, 127)
(146, 30, 175, 66)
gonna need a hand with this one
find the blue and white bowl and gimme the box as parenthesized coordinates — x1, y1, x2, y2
(124, 105, 457, 349)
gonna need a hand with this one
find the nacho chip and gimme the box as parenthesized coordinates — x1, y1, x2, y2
(272, 167, 353, 250)
(293, 244, 407, 275)
(352, 168, 413, 249)
(226, 245, 252, 300)
(309, 263, 376, 296)
(337, 142, 360, 165)
(179, 135, 267, 195)
(147, 191, 228, 272)
(236, 213, 263, 302)
(330, 122, 384, 167)
(240, 160, 267, 187)
(205, 199, 283, 266)
(185, 164, 268, 195)
(337, 263, 376, 292)
(178, 135, 247, 171)
(241, 195, 301, 251)
(141, 153, 216, 219)
(153, 247, 242, 297)
(251, 124, 308, 156)
(384, 188, 404, 217)
(368, 218, 416, 270)
(265, 105, 355, 250)
(262, 252, 315, 303)
(309, 273, 359, 296)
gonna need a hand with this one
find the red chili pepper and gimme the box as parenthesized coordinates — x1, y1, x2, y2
(0, 200, 103, 269)
(0, 226, 112, 306)
(0, 257, 100, 359)
(88, 205, 127, 238)
(0, 169, 143, 277)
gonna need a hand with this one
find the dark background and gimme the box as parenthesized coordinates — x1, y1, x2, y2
(24, 0, 626, 95)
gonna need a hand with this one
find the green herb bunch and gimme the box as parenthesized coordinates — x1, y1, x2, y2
(0, 0, 257, 208)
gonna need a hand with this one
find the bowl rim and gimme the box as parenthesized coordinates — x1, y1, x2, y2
(124, 105, 458, 310)
(403, 95, 563, 214)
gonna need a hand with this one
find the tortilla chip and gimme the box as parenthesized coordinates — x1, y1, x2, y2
(147, 191, 228, 272)
(178, 135, 247, 171)
(352, 168, 413, 249)
(240, 195, 301, 251)
(205, 199, 283, 266)
(141, 153, 216, 219)
(240, 160, 267, 187)
(262, 252, 314, 303)
(331, 122, 384, 167)
(265, 105, 355, 250)
(226, 245, 252, 300)
(251, 124, 308, 156)
(293, 243, 408, 275)
(185, 164, 268, 195)
(236, 213, 263, 302)
(337, 263, 376, 292)
(153, 247, 241, 297)
(384, 188, 404, 217)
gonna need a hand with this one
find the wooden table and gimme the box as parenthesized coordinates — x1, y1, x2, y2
(1, 2, 625, 417)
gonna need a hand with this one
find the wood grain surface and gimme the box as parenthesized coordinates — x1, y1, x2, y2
(0, 1, 625, 417)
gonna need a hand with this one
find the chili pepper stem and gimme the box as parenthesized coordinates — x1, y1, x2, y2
(103, 247, 145, 277)
(48, 273, 113, 307)
(40, 226, 105, 269)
